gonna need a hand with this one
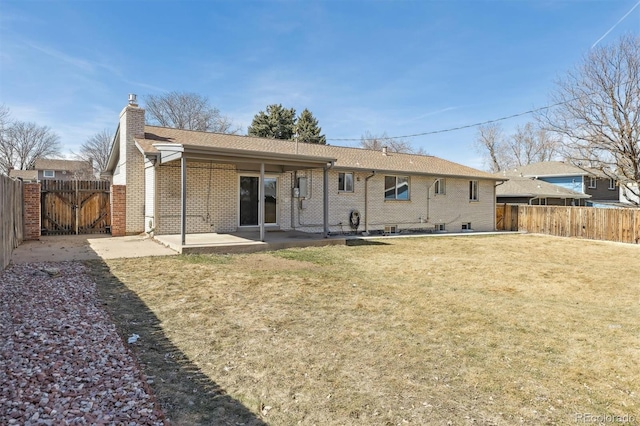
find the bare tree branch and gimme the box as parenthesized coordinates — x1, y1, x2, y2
(539, 34, 640, 204)
(360, 131, 427, 155)
(475, 122, 558, 172)
(74, 129, 113, 174)
(475, 123, 507, 172)
(0, 119, 61, 175)
(144, 91, 241, 134)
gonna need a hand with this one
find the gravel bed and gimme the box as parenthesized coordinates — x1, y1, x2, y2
(0, 261, 165, 425)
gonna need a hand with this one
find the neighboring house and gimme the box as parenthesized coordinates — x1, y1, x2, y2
(8, 159, 95, 182)
(7, 169, 38, 182)
(496, 176, 591, 205)
(104, 95, 502, 238)
(498, 161, 619, 207)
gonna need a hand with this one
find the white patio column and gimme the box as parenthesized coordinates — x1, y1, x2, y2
(180, 156, 187, 246)
(323, 165, 329, 238)
(259, 162, 265, 242)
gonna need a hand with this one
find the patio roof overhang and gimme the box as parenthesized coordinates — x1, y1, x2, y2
(153, 143, 336, 171)
(151, 142, 336, 246)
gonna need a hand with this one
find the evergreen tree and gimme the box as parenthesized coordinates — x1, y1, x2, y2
(247, 104, 297, 139)
(295, 109, 326, 144)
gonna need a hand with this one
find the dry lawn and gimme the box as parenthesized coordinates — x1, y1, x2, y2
(92, 234, 640, 425)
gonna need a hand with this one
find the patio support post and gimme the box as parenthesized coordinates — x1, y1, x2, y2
(259, 162, 265, 242)
(180, 156, 187, 246)
(323, 165, 329, 238)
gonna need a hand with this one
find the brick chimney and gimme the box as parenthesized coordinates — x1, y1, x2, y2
(115, 94, 146, 234)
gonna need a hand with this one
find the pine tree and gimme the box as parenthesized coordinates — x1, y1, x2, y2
(295, 109, 326, 144)
(247, 104, 297, 140)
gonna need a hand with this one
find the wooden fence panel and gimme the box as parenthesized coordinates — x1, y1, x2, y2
(496, 204, 519, 231)
(505, 204, 640, 244)
(41, 180, 111, 235)
(1, 175, 24, 269)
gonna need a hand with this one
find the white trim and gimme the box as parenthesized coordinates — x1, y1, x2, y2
(338, 172, 354, 192)
(238, 173, 279, 228)
(43, 170, 55, 178)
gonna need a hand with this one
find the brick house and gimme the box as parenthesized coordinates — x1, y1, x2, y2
(9, 159, 94, 182)
(104, 95, 502, 240)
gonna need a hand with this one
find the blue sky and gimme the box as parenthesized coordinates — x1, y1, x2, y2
(1, 0, 639, 169)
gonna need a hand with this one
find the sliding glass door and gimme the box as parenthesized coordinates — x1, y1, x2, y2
(239, 176, 277, 226)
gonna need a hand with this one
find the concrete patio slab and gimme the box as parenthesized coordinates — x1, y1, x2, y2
(10, 234, 177, 264)
(154, 230, 346, 254)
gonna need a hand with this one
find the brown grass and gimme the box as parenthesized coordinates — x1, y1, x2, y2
(93, 234, 640, 425)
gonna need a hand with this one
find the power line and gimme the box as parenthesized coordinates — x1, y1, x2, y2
(327, 76, 637, 142)
(326, 101, 565, 142)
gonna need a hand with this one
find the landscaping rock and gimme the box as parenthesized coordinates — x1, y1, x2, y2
(0, 261, 165, 425)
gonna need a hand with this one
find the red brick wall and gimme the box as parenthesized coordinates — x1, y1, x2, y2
(111, 185, 126, 237)
(23, 183, 41, 240)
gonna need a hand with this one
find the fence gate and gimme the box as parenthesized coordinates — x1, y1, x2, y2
(41, 180, 111, 235)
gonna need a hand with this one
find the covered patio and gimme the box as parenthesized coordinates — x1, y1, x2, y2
(147, 141, 337, 245)
(154, 230, 347, 254)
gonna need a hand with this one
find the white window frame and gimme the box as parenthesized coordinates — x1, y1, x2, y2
(43, 170, 55, 178)
(384, 175, 410, 200)
(608, 178, 615, 190)
(237, 174, 279, 227)
(469, 180, 479, 201)
(435, 223, 446, 232)
(588, 177, 597, 189)
(434, 178, 446, 195)
(461, 222, 472, 230)
(338, 172, 354, 193)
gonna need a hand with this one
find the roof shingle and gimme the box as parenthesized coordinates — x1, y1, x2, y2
(137, 126, 501, 180)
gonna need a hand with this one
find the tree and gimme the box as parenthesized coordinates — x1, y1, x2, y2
(248, 104, 297, 139)
(295, 108, 326, 144)
(475, 122, 559, 172)
(540, 34, 640, 204)
(359, 131, 426, 154)
(0, 117, 61, 175)
(144, 91, 240, 133)
(75, 129, 113, 174)
(0, 105, 11, 174)
(475, 123, 507, 172)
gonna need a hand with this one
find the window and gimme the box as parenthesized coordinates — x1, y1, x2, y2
(434, 178, 446, 195)
(462, 222, 472, 230)
(588, 177, 597, 189)
(435, 223, 446, 232)
(43, 170, 55, 178)
(338, 172, 354, 192)
(608, 178, 616, 190)
(469, 180, 479, 201)
(385, 176, 410, 200)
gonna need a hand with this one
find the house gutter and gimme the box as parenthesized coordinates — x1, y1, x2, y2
(364, 171, 376, 234)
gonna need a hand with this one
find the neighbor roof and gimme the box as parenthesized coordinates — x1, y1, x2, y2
(496, 177, 591, 199)
(34, 159, 92, 171)
(498, 161, 603, 178)
(135, 126, 501, 180)
(8, 169, 38, 180)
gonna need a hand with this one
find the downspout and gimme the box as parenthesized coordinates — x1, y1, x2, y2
(364, 171, 376, 234)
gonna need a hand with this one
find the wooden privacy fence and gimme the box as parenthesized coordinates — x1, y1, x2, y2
(41, 180, 111, 235)
(496, 204, 640, 244)
(1, 175, 24, 269)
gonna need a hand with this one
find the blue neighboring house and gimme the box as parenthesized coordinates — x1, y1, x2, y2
(497, 161, 622, 207)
